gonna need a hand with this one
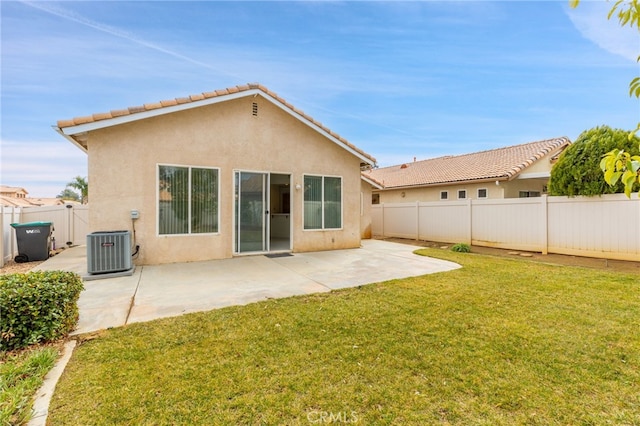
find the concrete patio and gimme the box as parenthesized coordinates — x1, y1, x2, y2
(34, 239, 460, 335)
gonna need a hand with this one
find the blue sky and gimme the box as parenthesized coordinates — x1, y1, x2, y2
(1, 1, 638, 197)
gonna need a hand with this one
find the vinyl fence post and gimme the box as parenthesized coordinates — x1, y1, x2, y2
(12, 207, 20, 259)
(0, 206, 4, 267)
(541, 195, 548, 255)
(415, 201, 420, 241)
(467, 198, 473, 245)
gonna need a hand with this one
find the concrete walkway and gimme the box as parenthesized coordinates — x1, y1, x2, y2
(34, 239, 460, 335)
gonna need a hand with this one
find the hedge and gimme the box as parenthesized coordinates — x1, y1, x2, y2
(0, 271, 84, 351)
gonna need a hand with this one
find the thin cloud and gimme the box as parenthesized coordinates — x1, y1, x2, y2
(566, 1, 638, 63)
(17, 1, 422, 144)
(20, 1, 244, 80)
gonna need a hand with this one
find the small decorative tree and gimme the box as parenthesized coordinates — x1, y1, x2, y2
(549, 126, 640, 196)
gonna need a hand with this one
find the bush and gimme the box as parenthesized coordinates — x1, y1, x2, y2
(451, 243, 471, 253)
(0, 271, 84, 351)
(549, 126, 640, 196)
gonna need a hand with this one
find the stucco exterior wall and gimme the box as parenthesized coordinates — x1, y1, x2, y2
(86, 96, 364, 264)
(375, 181, 504, 203)
(360, 180, 373, 239)
(375, 178, 553, 203)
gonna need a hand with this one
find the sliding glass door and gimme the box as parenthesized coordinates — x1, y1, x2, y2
(235, 171, 267, 253)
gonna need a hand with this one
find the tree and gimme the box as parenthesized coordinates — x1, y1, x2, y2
(570, 0, 640, 196)
(548, 126, 640, 196)
(65, 176, 88, 204)
(57, 188, 80, 202)
(600, 145, 640, 197)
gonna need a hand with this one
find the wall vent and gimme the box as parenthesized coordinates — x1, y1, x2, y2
(252, 102, 258, 116)
(87, 231, 132, 274)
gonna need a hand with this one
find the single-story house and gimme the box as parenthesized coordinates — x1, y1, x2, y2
(363, 137, 570, 203)
(55, 83, 377, 265)
(0, 185, 73, 207)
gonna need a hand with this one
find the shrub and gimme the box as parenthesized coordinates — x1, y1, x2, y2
(451, 243, 471, 253)
(549, 126, 640, 196)
(0, 271, 84, 351)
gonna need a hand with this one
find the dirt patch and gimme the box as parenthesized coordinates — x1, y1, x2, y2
(1, 248, 70, 276)
(0, 260, 45, 275)
(380, 238, 640, 274)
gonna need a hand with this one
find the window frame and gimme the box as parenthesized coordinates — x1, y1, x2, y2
(440, 191, 448, 200)
(477, 188, 488, 199)
(519, 191, 541, 198)
(303, 174, 343, 231)
(457, 189, 467, 200)
(157, 163, 220, 236)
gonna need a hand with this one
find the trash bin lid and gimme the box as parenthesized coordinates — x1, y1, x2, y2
(10, 221, 53, 228)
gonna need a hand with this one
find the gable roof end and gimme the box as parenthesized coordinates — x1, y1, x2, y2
(54, 83, 376, 167)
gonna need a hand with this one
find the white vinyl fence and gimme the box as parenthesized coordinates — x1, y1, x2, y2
(372, 194, 640, 262)
(0, 204, 89, 267)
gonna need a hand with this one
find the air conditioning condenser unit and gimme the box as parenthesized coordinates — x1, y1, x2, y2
(87, 231, 132, 274)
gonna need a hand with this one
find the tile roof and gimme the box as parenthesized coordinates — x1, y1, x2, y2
(0, 185, 28, 195)
(56, 83, 376, 165)
(0, 196, 70, 208)
(364, 137, 570, 189)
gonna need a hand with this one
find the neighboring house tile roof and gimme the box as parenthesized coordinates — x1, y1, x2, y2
(56, 83, 376, 166)
(0, 185, 28, 197)
(0, 196, 71, 208)
(364, 137, 570, 189)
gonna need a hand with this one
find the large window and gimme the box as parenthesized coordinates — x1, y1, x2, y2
(158, 165, 219, 235)
(304, 175, 342, 230)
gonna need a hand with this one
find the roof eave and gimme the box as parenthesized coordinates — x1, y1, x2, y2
(257, 93, 376, 167)
(53, 125, 87, 153)
(361, 174, 384, 189)
(375, 175, 511, 191)
(57, 89, 258, 136)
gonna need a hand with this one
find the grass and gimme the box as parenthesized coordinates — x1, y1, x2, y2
(49, 249, 639, 425)
(0, 345, 59, 425)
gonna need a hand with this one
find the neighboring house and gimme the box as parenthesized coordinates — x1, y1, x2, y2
(0, 185, 72, 207)
(1, 185, 28, 199)
(364, 137, 570, 203)
(55, 83, 377, 265)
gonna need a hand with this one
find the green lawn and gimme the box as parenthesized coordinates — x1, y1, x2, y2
(1, 345, 59, 425)
(49, 249, 639, 425)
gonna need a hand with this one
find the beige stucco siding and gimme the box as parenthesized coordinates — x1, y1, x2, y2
(360, 180, 373, 239)
(375, 177, 552, 203)
(376, 181, 504, 203)
(86, 96, 364, 264)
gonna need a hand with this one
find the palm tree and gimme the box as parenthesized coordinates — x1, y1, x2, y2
(66, 176, 88, 204)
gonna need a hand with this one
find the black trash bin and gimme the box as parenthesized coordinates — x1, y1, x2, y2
(10, 221, 53, 263)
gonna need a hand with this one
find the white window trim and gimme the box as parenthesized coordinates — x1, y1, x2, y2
(457, 189, 467, 200)
(157, 163, 221, 236)
(477, 188, 488, 199)
(303, 174, 343, 231)
(440, 191, 448, 200)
